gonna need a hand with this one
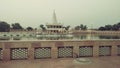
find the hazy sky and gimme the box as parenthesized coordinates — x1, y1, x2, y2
(0, 0, 120, 28)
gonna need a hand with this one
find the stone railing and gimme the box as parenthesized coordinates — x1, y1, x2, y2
(0, 40, 120, 61)
(1, 30, 120, 35)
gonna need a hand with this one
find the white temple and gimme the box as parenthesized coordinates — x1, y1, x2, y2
(46, 11, 66, 34)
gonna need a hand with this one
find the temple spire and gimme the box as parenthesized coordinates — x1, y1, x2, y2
(53, 10, 58, 23)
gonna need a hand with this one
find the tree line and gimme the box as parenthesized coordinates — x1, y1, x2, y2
(0, 21, 88, 32)
(0, 21, 71, 32)
(1, 20, 120, 32)
(98, 22, 120, 31)
(0, 21, 33, 32)
(74, 24, 87, 30)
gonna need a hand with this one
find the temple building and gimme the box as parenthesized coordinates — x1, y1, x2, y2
(45, 11, 66, 34)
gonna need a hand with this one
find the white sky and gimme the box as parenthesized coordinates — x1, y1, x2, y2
(0, 0, 120, 28)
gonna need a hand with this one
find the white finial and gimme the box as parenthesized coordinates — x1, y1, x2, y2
(53, 10, 58, 23)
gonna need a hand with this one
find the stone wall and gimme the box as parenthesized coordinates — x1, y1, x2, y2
(0, 40, 120, 61)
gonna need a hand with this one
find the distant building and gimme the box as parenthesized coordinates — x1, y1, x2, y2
(45, 11, 66, 34)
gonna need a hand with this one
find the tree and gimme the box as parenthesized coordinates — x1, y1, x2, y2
(98, 27, 106, 31)
(83, 25, 87, 30)
(26, 27, 33, 31)
(80, 24, 84, 30)
(40, 24, 44, 28)
(74, 24, 87, 30)
(0, 21, 10, 32)
(40, 24, 46, 31)
(11, 23, 23, 30)
(74, 26, 80, 30)
(112, 24, 119, 31)
(65, 25, 70, 30)
(98, 22, 120, 31)
(105, 25, 112, 30)
(117, 22, 120, 26)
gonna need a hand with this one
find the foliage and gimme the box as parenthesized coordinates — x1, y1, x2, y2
(65, 25, 70, 30)
(74, 24, 87, 30)
(75, 26, 80, 30)
(26, 27, 33, 31)
(98, 27, 105, 31)
(0, 21, 10, 32)
(11, 23, 23, 29)
(40, 24, 46, 31)
(98, 22, 120, 31)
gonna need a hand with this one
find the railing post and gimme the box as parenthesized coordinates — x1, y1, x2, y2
(111, 45, 117, 56)
(73, 45, 79, 58)
(3, 43, 11, 61)
(28, 43, 35, 60)
(93, 45, 99, 57)
(52, 42, 64, 59)
(51, 46, 58, 59)
(28, 48, 34, 60)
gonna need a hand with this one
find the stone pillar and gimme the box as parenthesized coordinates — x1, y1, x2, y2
(3, 49, 10, 61)
(73, 45, 79, 58)
(3, 43, 11, 61)
(52, 42, 64, 59)
(93, 45, 99, 57)
(28, 47, 34, 60)
(51, 46, 58, 59)
(111, 45, 117, 56)
(30, 42, 41, 60)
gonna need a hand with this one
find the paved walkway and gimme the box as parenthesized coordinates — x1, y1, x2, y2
(0, 56, 120, 68)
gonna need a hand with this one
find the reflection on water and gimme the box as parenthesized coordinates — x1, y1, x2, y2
(73, 34, 120, 40)
(99, 35, 120, 39)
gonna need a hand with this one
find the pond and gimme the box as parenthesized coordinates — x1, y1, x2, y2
(73, 34, 120, 40)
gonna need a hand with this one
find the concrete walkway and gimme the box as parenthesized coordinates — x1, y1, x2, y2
(0, 56, 120, 68)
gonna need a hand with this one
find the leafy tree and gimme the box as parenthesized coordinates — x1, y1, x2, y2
(65, 25, 70, 30)
(11, 23, 23, 29)
(98, 22, 120, 31)
(40, 24, 46, 31)
(40, 24, 44, 28)
(117, 22, 120, 26)
(83, 25, 87, 30)
(74, 24, 87, 30)
(0, 21, 10, 32)
(112, 24, 119, 31)
(74, 26, 80, 30)
(98, 27, 106, 31)
(105, 25, 112, 30)
(80, 24, 84, 30)
(26, 27, 33, 31)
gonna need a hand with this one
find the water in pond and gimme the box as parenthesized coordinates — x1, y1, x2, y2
(73, 34, 120, 40)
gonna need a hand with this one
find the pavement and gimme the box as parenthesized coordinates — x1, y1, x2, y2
(0, 56, 120, 68)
